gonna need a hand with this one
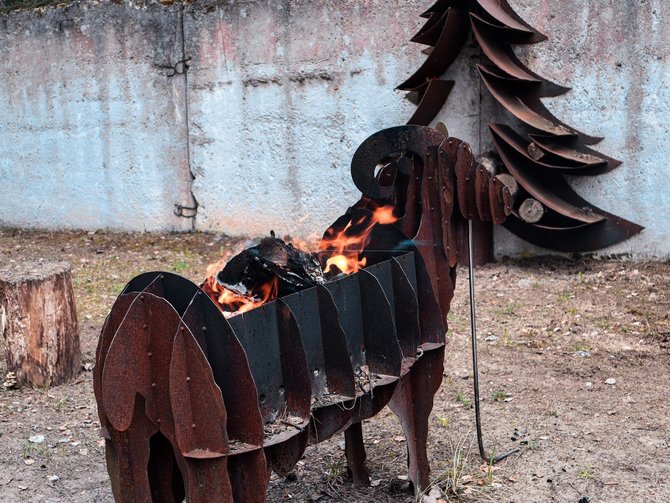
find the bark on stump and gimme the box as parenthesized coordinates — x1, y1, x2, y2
(0, 261, 81, 387)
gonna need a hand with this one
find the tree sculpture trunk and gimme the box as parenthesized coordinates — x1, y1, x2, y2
(0, 261, 80, 387)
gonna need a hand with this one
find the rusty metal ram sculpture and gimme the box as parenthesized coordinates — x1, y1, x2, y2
(94, 125, 513, 502)
(401, 0, 643, 252)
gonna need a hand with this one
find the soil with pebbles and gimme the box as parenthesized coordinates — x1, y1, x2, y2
(0, 229, 668, 502)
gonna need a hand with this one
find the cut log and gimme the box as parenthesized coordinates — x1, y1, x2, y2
(527, 142, 545, 161)
(495, 173, 520, 200)
(518, 198, 546, 224)
(477, 153, 500, 175)
(0, 261, 80, 387)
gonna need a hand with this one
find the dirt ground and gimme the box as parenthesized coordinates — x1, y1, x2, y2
(0, 229, 668, 503)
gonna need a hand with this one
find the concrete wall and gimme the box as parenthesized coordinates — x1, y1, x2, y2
(0, 1, 194, 232)
(0, 0, 668, 257)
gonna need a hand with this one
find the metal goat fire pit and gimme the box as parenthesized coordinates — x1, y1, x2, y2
(94, 125, 513, 502)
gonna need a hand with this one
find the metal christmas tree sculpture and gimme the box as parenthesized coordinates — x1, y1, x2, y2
(400, 0, 643, 252)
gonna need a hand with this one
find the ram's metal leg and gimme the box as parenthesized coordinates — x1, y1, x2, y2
(344, 422, 371, 486)
(389, 345, 445, 493)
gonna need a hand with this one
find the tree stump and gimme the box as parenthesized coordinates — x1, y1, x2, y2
(0, 261, 81, 387)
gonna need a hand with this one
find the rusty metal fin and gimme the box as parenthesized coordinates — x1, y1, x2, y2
(478, 65, 604, 145)
(470, 13, 570, 96)
(397, 7, 469, 91)
(407, 79, 455, 126)
(490, 123, 609, 174)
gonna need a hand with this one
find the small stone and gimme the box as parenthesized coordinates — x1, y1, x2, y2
(28, 434, 45, 444)
(24, 459, 35, 465)
(485, 336, 499, 343)
(605, 378, 617, 385)
(585, 382, 593, 390)
(47, 475, 59, 482)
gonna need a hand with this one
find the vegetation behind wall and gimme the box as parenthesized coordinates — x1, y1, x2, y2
(0, 0, 71, 13)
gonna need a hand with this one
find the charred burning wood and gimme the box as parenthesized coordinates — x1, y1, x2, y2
(202, 234, 324, 316)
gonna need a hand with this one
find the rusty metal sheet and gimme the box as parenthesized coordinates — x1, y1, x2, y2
(281, 286, 355, 405)
(169, 324, 234, 503)
(437, 144, 458, 266)
(490, 125, 608, 224)
(414, 147, 455, 322)
(363, 221, 446, 345)
(323, 274, 365, 374)
(503, 215, 644, 252)
(227, 450, 270, 503)
(169, 323, 228, 459)
(181, 291, 265, 454)
(404, 81, 430, 106)
(529, 133, 622, 175)
(470, 13, 569, 96)
(105, 396, 158, 503)
(388, 345, 446, 492)
(478, 65, 603, 145)
(476, 0, 547, 43)
(124, 271, 200, 317)
(475, 165, 493, 222)
(365, 259, 421, 363)
(407, 79, 455, 126)
(147, 432, 185, 503)
(397, 7, 469, 91)
(454, 140, 478, 220)
(488, 176, 512, 225)
(411, 10, 448, 45)
(227, 301, 311, 447)
(94, 292, 138, 429)
(101, 293, 181, 433)
(490, 123, 609, 174)
(265, 431, 308, 477)
(351, 125, 447, 200)
(358, 268, 403, 378)
(420, 0, 455, 19)
(315, 285, 358, 399)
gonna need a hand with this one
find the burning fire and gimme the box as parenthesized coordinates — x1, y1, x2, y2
(319, 205, 398, 276)
(202, 275, 279, 318)
(201, 206, 397, 316)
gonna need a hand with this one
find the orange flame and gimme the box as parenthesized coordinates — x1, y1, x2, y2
(319, 205, 398, 276)
(202, 275, 279, 318)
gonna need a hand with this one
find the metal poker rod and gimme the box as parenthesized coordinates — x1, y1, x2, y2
(467, 219, 519, 464)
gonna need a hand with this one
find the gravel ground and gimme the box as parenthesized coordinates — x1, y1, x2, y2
(0, 229, 668, 502)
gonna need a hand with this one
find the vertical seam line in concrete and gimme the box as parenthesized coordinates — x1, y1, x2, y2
(478, 38, 483, 154)
(180, 3, 198, 231)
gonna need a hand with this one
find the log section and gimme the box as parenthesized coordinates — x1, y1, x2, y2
(0, 261, 80, 387)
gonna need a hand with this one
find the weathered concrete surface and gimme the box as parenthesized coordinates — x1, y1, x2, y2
(184, 0, 427, 239)
(0, 0, 668, 257)
(0, 1, 193, 232)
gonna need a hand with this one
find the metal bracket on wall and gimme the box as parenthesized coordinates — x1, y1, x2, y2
(174, 203, 197, 219)
(156, 57, 191, 78)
